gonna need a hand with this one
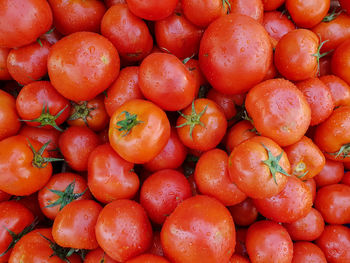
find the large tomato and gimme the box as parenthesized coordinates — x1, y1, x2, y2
(332, 38, 350, 85)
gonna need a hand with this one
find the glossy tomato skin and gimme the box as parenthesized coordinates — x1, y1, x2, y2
(52, 200, 102, 249)
(95, 199, 153, 262)
(48, 32, 120, 102)
(126, 254, 170, 263)
(342, 171, 350, 185)
(314, 159, 344, 188)
(38, 172, 92, 220)
(161, 195, 236, 263)
(316, 225, 350, 262)
(332, 39, 350, 85)
(101, 4, 153, 62)
(0, 90, 20, 141)
(229, 254, 250, 263)
(246, 78, 311, 146)
(109, 99, 170, 164)
(0, 201, 34, 263)
(246, 221, 293, 263)
(194, 149, 246, 206)
(126, 0, 178, 21)
(225, 121, 256, 153)
(229, 0, 264, 23)
(0, 48, 11, 80)
(7, 40, 51, 85)
(48, 0, 106, 35)
(340, 0, 350, 12)
(105, 0, 126, 7)
(320, 75, 350, 107)
(263, 11, 296, 42)
(88, 143, 139, 203)
(0, 135, 53, 196)
(291, 242, 327, 263)
(199, 14, 272, 95)
(0, 0, 53, 48)
(58, 126, 101, 171)
(229, 198, 258, 227)
(84, 247, 117, 263)
(262, 0, 285, 10)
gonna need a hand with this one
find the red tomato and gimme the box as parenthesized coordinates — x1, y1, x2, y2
(95, 199, 153, 262)
(332, 38, 350, 85)
(0, 0, 53, 48)
(126, 0, 178, 21)
(340, 0, 350, 13)
(229, 254, 251, 263)
(199, 14, 272, 95)
(161, 195, 236, 263)
(126, 254, 170, 263)
(225, 121, 256, 153)
(0, 90, 20, 141)
(262, 0, 285, 10)
(48, 32, 120, 102)
(0, 48, 11, 80)
(314, 159, 344, 188)
(84, 247, 117, 263)
(263, 11, 296, 42)
(16, 193, 46, 224)
(320, 75, 350, 107)
(229, 0, 264, 23)
(246, 221, 293, 263)
(235, 228, 248, 258)
(105, 0, 126, 7)
(342, 171, 350, 186)
(184, 59, 207, 96)
(229, 199, 258, 227)
(304, 178, 317, 202)
(291, 242, 327, 263)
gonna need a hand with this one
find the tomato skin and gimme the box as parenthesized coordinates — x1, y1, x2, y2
(305, 178, 317, 202)
(199, 14, 272, 95)
(340, 0, 350, 13)
(59, 126, 101, 171)
(0, 0, 53, 48)
(148, 231, 164, 257)
(342, 171, 350, 186)
(0, 48, 11, 80)
(0, 135, 53, 196)
(48, 0, 106, 35)
(48, 32, 120, 102)
(229, 198, 258, 227)
(126, 254, 170, 263)
(246, 78, 311, 146)
(109, 99, 170, 164)
(0, 90, 21, 141)
(161, 195, 235, 263)
(195, 149, 247, 206)
(229, 0, 264, 23)
(88, 143, 139, 203)
(225, 121, 256, 154)
(332, 39, 350, 86)
(320, 75, 350, 107)
(291, 242, 327, 263)
(84, 247, 118, 263)
(314, 159, 344, 188)
(262, 0, 285, 10)
(263, 11, 296, 42)
(184, 59, 207, 96)
(316, 225, 350, 262)
(246, 220, 293, 263)
(126, 0, 178, 21)
(206, 89, 238, 123)
(105, 0, 126, 7)
(229, 254, 250, 263)
(52, 200, 102, 249)
(95, 199, 153, 262)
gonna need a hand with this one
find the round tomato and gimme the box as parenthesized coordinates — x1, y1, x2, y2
(320, 75, 350, 107)
(0, 48, 11, 80)
(225, 121, 256, 153)
(292, 242, 327, 263)
(332, 38, 350, 85)
(0, 90, 20, 141)
(263, 11, 296, 41)
(229, 198, 258, 227)
(126, 0, 178, 21)
(84, 247, 117, 263)
(314, 159, 344, 188)
(229, 0, 264, 23)
(125, 254, 170, 263)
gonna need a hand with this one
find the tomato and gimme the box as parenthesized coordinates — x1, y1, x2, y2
(246, 221, 293, 263)
(48, 32, 120, 102)
(314, 159, 344, 188)
(9, 228, 82, 263)
(0, 191, 10, 203)
(229, 199, 258, 227)
(194, 149, 246, 206)
(199, 14, 272, 95)
(38, 172, 92, 220)
(0, 90, 20, 141)
(101, 4, 153, 62)
(340, 0, 350, 13)
(225, 121, 256, 153)
(314, 106, 350, 162)
(292, 242, 327, 263)
(126, 254, 170, 263)
(235, 228, 248, 258)
(105, 0, 126, 7)
(0, 135, 58, 195)
(314, 184, 350, 224)
(52, 200, 102, 249)
(109, 99, 170, 163)
(283, 208, 325, 241)
(184, 59, 207, 97)
(304, 178, 317, 202)
(67, 95, 109, 132)
(95, 199, 153, 262)
(0, 48, 11, 80)
(16, 81, 70, 131)
(228, 136, 290, 199)
(262, 0, 285, 10)
(176, 98, 227, 151)
(88, 143, 139, 203)
(85, 247, 117, 263)
(332, 39, 350, 85)
(48, 0, 106, 35)
(316, 225, 350, 262)
(263, 11, 296, 42)
(229, 0, 264, 23)
(342, 171, 350, 186)
(320, 75, 350, 107)
(284, 136, 325, 180)
(16, 193, 46, 224)
(161, 195, 235, 263)
(286, 0, 330, 28)
(39, 27, 62, 46)
(0, 0, 52, 48)
(319, 55, 333, 76)
(229, 254, 250, 263)
(246, 78, 311, 146)
(126, 0, 178, 21)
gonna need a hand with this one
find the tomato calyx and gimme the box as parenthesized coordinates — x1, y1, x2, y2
(27, 140, 64, 168)
(21, 103, 68, 132)
(45, 180, 88, 211)
(293, 161, 309, 179)
(68, 101, 95, 127)
(261, 143, 290, 184)
(116, 111, 144, 137)
(222, 0, 231, 14)
(312, 39, 334, 76)
(177, 101, 208, 139)
(322, 7, 344, 22)
(0, 218, 39, 257)
(328, 143, 350, 159)
(182, 54, 195, 65)
(37, 27, 55, 47)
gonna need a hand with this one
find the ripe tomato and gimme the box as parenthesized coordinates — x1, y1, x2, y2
(109, 99, 170, 164)
(229, 254, 250, 263)
(95, 199, 153, 262)
(161, 195, 235, 263)
(340, 0, 350, 13)
(229, 0, 264, 23)
(263, 11, 296, 42)
(85, 247, 117, 263)
(0, 48, 11, 80)
(225, 121, 256, 153)
(246, 221, 293, 263)
(199, 14, 272, 95)
(229, 198, 258, 227)
(262, 0, 285, 10)
(320, 75, 350, 107)
(126, 254, 170, 263)
(292, 242, 327, 263)
(88, 143, 139, 203)
(0, 0, 53, 48)
(105, 0, 126, 7)
(304, 178, 317, 202)
(314, 159, 344, 188)
(246, 78, 311, 146)
(38, 172, 92, 220)
(0, 90, 20, 141)
(126, 0, 178, 21)
(47, 0, 106, 35)
(52, 200, 102, 249)
(332, 38, 350, 85)
(101, 4, 153, 62)
(342, 171, 350, 185)
(48, 32, 120, 102)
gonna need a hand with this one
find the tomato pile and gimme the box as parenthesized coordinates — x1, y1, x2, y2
(1, 0, 350, 262)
